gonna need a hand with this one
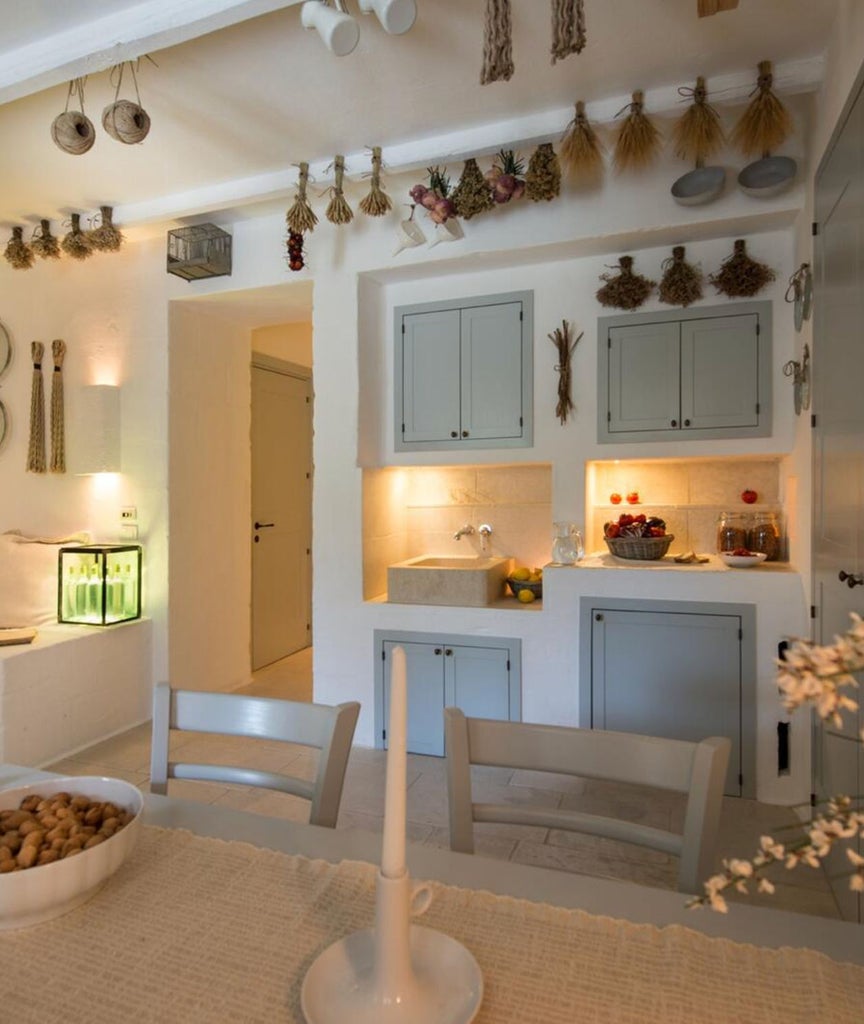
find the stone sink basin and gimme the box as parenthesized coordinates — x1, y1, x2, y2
(387, 555, 514, 607)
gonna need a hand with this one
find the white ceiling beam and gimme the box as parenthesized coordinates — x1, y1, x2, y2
(0, 0, 305, 105)
(114, 54, 824, 227)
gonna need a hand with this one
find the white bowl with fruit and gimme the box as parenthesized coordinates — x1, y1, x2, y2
(719, 549, 768, 568)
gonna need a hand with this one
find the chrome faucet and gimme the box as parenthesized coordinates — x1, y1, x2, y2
(453, 523, 475, 540)
(478, 523, 493, 552)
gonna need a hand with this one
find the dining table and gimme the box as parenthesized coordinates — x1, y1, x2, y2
(1, 762, 862, 1023)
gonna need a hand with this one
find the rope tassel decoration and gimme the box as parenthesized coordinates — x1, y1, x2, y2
(50, 340, 66, 473)
(27, 342, 46, 474)
(286, 163, 318, 235)
(325, 156, 353, 226)
(359, 147, 393, 217)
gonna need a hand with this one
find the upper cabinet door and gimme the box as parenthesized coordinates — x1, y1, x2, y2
(461, 301, 524, 440)
(401, 309, 461, 443)
(607, 321, 680, 434)
(680, 313, 760, 430)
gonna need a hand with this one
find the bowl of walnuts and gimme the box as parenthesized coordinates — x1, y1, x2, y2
(0, 775, 143, 930)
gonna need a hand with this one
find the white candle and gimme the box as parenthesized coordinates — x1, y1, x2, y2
(381, 645, 407, 878)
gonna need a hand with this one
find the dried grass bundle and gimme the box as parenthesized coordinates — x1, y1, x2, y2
(480, 0, 514, 84)
(672, 77, 725, 165)
(550, 0, 586, 65)
(731, 60, 793, 157)
(359, 147, 392, 217)
(709, 239, 776, 298)
(286, 163, 318, 235)
(525, 144, 561, 202)
(613, 91, 662, 173)
(89, 206, 124, 252)
(560, 101, 605, 186)
(325, 156, 353, 226)
(31, 220, 61, 260)
(549, 319, 582, 424)
(61, 214, 93, 260)
(5, 227, 34, 270)
(597, 255, 655, 310)
(452, 158, 494, 219)
(659, 246, 703, 307)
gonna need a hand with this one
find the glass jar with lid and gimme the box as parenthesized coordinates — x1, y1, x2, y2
(749, 512, 781, 561)
(716, 512, 751, 553)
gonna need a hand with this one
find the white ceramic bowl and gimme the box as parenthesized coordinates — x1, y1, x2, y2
(0, 775, 143, 930)
(719, 551, 768, 568)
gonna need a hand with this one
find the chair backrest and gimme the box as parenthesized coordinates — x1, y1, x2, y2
(444, 707, 730, 894)
(150, 683, 359, 828)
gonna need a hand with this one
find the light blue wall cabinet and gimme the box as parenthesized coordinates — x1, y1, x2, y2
(599, 301, 771, 443)
(375, 631, 522, 755)
(395, 291, 533, 451)
(580, 598, 756, 798)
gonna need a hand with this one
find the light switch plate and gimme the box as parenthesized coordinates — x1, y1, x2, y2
(121, 506, 137, 522)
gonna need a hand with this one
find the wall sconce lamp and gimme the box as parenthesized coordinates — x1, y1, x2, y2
(301, 0, 417, 56)
(73, 384, 121, 474)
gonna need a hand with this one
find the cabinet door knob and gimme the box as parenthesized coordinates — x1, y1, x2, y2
(670, 419, 677, 428)
(445, 648, 453, 656)
(839, 570, 864, 588)
(684, 418, 691, 427)
(461, 430, 469, 438)
(434, 647, 442, 655)
(450, 431, 458, 438)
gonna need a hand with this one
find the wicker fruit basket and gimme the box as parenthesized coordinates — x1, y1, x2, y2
(605, 534, 674, 560)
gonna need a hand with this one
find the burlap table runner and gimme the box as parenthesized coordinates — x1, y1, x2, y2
(1, 826, 861, 1023)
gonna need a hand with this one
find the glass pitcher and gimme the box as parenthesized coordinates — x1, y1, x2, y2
(551, 522, 584, 565)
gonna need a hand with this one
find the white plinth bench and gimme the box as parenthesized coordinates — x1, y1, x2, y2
(0, 619, 152, 767)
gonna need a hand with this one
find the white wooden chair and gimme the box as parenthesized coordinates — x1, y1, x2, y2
(444, 707, 730, 894)
(150, 683, 360, 828)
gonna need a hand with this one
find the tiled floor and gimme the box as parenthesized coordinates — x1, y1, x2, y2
(47, 647, 840, 920)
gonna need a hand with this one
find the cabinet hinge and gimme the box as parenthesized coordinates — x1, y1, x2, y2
(607, 336, 611, 349)
(811, 413, 817, 429)
(401, 422, 405, 433)
(382, 648, 386, 660)
(738, 627, 743, 641)
(383, 728, 387, 741)
(519, 310, 523, 322)
(607, 410, 611, 423)
(519, 416, 523, 427)
(812, 221, 819, 237)
(810, 605, 817, 620)
(810, 791, 817, 807)
(755, 402, 760, 414)
(306, 548, 310, 555)
(739, 772, 744, 788)
(305, 396, 310, 403)
(506, 659, 510, 671)
(756, 322, 760, 336)
(306, 622, 310, 631)
(401, 323, 405, 334)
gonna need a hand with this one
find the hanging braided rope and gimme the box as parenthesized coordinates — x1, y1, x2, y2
(359, 147, 393, 217)
(50, 339, 66, 473)
(480, 0, 513, 84)
(551, 0, 586, 64)
(27, 342, 46, 473)
(286, 163, 318, 235)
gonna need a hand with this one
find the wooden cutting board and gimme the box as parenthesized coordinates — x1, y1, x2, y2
(0, 627, 37, 646)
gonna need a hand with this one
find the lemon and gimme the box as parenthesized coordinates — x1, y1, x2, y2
(529, 572, 542, 582)
(517, 588, 536, 604)
(511, 567, 531, 581)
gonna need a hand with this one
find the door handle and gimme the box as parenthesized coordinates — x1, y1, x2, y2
(254, 521, 275, 530)
(838, 570, 864, 588)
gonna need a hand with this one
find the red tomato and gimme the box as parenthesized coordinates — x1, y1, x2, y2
(626, 491, 640, 504)
(610, 493, 622, 504)
(741, 489, 758, 504)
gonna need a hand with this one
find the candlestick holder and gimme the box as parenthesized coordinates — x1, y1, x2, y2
(300, 867, 482, 1024)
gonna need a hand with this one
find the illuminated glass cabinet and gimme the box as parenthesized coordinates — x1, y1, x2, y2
(58, 545, 142, 625)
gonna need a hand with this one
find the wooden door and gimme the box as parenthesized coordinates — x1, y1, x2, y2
(607, 321, 680, 434)
(813, 72, 864, 923)
(460, 302, 524, 440)
(251, 363, 312, 670)
(401, 309, 461, 443)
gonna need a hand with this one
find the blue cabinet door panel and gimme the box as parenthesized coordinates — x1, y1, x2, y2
(608, 322, 680, 433)
(681, 315, 760, 429)
(402, 310, 461, 442)
(383, 641, 445, 756)
(446, 645, 511, 721)
(460, 303, 524, 439)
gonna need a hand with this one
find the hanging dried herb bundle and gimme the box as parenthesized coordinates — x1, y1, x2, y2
(359, 147, 392, 217)
(731, 60, 793, 157)
(709, 239, 776, 298)
(596, 255, 656, 310)
(61, 214, 92, 260)
(672, 77, 725, 165)
(560, 101, 605, 186)
(452, 158, 494, 219)
(326, 156, 353, 226)
(613, 91, 662, 173)
(551, 0, 586, 64)
(286, 163, 318, 235)
(50, 339, 66, 473)
(4, 226, 34, 270)
(549, 319, 582, 424)
(480, 0, 514, 84)
(31, 219, 61, 260)
(286, 231, 305, 273)
(659, 246, 703, 307)
(27, 342, 46, 474)
(89, 206, 124, 252)
(525, 143, 561, 201)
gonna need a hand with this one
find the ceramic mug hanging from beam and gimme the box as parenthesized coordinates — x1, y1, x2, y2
(783, 343, 810, 415)
(785, 262, 813, 331)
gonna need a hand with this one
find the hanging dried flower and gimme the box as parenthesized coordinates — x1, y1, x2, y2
(325, 155, 353, 226)
(659, 246, 703, 307)
(359, 147, 393, 217)
(560, 101, 605, 187)
(597, 255, 656, 310)
(613, 91, 662, 173)
(487, 150, 526, 203)
(286, 163, 318, 235)
(88, 206, 124, 252)
(4, 227, 35, 269)
(549, 320, 582, 424)
(286, 231, 305, 273)
(731, 61, 793, 158)
(452, 158, 494, 219)
(31, 219, 61, 260)
(709, 239, 776, 298)
(525, 143, 561, 201)
(61, 214, 93, 260)
(672, 77, 725, 165)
